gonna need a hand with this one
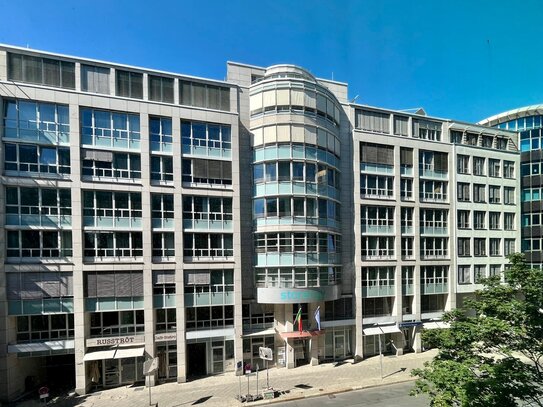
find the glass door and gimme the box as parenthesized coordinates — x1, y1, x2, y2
(120, 358, 136, 384)
(212, 344, 224, 374)
(103, 359, 119, 387)
(334, 332, 345, 359)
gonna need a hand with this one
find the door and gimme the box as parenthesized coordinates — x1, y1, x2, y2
(187, 343, 207, 377)
(334, 332, 345, 359)
(120, 358, 136, 384)
(103, 359, 119, 387)
(212, 346, 224, 374)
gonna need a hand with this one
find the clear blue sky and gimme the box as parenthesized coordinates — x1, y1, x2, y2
(2, 0, 543, 123)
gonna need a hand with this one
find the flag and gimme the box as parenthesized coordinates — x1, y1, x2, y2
(294, 307, 302, 332)
(314, 306, 321, 331)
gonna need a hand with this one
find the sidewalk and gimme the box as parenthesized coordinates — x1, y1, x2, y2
(15, 350, 437, 407)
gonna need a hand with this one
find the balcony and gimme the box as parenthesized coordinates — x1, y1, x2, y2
(361, 224, 394, 234)
(360, 162, 393, 174)
(6, 214, 71, 228)
(420, 226, 448, 235)
(421, 282, 448, 294)
(361, 250, 395, 261)
(420, 250, 448, 260)
(419, 166, 448, 179)
(362, 284, 395, 297)
(184, 291, 234, 307)
(83, 216, 142, 229)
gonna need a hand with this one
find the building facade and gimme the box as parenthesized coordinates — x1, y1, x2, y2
(0, 45, 520, 401)
(479, 106, 543, 267)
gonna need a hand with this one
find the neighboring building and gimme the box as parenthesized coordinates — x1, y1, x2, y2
(0, 45, 521, 401)
(479, 106, 543, 267)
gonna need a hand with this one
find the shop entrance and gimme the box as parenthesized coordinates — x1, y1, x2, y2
(187, 343, 207, 377)
(102, 357, 143, 388)
(293, 339, 309, 367)
(45, 354, 75, 390)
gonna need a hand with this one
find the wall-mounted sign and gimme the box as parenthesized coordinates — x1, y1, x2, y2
(86, 335, 144, 347)
(257, 286, 340, 304)
(154, 333, 177, 342)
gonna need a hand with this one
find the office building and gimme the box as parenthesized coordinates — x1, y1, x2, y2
(0, 45, 520, 401)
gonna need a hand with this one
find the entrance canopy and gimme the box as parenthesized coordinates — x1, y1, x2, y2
(422, 321, 450, 330)
(362, 325, 401, 336)
(83, 346, 145, 362)
(279, 330, 325, 339)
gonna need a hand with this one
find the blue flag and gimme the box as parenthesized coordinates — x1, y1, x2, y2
(314, 306, 321, 331)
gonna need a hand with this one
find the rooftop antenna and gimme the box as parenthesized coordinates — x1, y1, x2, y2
(332, 71, 334, 81)
(350, 95, 359, 103)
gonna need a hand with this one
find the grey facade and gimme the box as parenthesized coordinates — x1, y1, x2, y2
(0, 45, 521, 402)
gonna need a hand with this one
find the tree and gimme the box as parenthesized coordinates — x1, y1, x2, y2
(411, 253, 543, 406)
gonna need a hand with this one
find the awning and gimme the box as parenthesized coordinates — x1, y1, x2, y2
(363, 325, 401, 336)
(243, 328, 276, 338)
(423, 321, 450, 330)
(83, 346, 145, 362)
(8, 340, 74, 354)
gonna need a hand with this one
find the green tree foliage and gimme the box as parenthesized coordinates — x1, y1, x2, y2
(411, 254, 543, 406)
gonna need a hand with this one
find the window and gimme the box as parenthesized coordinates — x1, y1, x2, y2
(80, 108, 140, 150)
(420, 180, 447, 202)
(183, 233, 233, 257)
(151, 155, 174, 183)
(116, 70, 143, 99)
(419, 150, 448, 175)
(504, 213, 515, 231)
(182, 158, 232, 186)
(362, 297, 394, 317)
(355, 110, 390, 133)
(149, 75, 174, 103)
(473, 184, 486, 203)
(182, 120, 232, 157)
(420, 209, 448, 231)
(458, 210, 470, 229)
(458, 266, 470, 284)
(504, 161, 515, 178)
(7, 52, 75, 89)
(504, 239, 516, 256)
(81, 150, 141, 180)
(473, 157, 485, 176)
(361, 206, 394, 228)
(450, 130, 463, 144)
(420, 237, 448, 259)
(458, 238, 470, 257)
(360, 174, 393, 199)
(489, 159, 501, 178)
(183, 196, 233, 226)
(482, 135, 494, 148)
(489, 212, 501, 230)
(83, 190, 142, 227)
(150, 116, 173, 153)
(185, 305, 234, 331)
(89, 310, 144, 337)
(489, 186, 501, 204)
(400, 178, 413, 200)
(4, 143, 70, 175)
(401, 237, 414, 259)
(466, 133, 478, 146)
(400, 147, 414, 174)
(81, 65, 110, 94)
(490, 238, 501, 256)
(152, 232, 175, 257)
(16, 314, 74, 343)
(504, 187, 515, 205)
(413, 119, 441, 140)
(489, 265, 502, 277)
(83, 232, 143, 257)
(156, 309, 176, 333)
(362, 267, 395, 297)
(394, 115, 409, 136)
(496, 137, 508, 150)
(457, 155, 470, 174)
(474, 265, 486, 283)
(474, 238, 486, 256)
(151, 194, 174, 229)
(474, 211, 485, 229)
(361, 236, 394, 259)
(401, 207, 413, 231)
(457, 183, 470, 202)
(3, 99, 70, 143)
(179, 80, 230, 111)
(420, 266, 448, 294)
(7, 230, 72, 258)
(5, 186, 71, 226)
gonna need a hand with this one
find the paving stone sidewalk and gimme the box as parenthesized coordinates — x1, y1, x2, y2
(14, 349, 437, 407)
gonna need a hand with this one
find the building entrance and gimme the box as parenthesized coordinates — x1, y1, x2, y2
(187, 343, 207, 377)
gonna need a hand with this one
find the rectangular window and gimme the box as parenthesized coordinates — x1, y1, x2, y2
(150, 116, 173, 153)
(360, 174, 394, 199)
(489, 159, 501, 177)
(458, 265, 470, 284)
(4, 143, 70, 175)
(116, 70, 143, 99)
(489, 212, 500, 230)
(7, 52, 75, 89)
(474, 265, 486, 283)
(457, 183, 470, 202)
(504, 213, 515, 231)
(85, 271, 143, 298)
(504, 239, 515, 256)
(457, 155, 470, 174)
(413, 119, 442, 141)
(151, 155, 174, 183)
(152, 232, 175, 257)
(504, 187, 515, 205)
(183, 233, 233, 257)
(80, 108, 141, 150)
(148, 75, 174, 103)
(474, 238, 486, 256)
(7, 230, 72, 258)
(182, 158, 232, 186)
(81, 65, 110, 94)
(474, 211, 485, 229)
(179, 80, 230, 111)
(83, 232, 143, 258)
(400, 178, 413, 200)
(182, 120, 232, 158)
(489, 186, 501, 204)
(473, 184, 486, 203)
(473, 157, 485, 175)
(457, 210, 470, 229)
(458, 238, 470, 257)
(81, 149, 141, 180)
(504, 161, 515, 178)
(419, 180, 448, 202)
(490, 238, 501, 256)
(355, 109, 390, 133)
(394, 115, 409, 136)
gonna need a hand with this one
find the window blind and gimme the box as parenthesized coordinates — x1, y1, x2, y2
(400, 148, 413, 166)
(153, 270, 175, 285)
(361, 142, 394, 165)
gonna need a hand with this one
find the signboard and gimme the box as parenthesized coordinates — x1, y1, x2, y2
(143, 357, 159, 375)
(39, 387, 49, 399)
(257, 286, 340, 304)
(86, 335, 145, 348)
(259, 347, 273, 361)
(277, 346, 286, 367)
(154, 333, 177, 342)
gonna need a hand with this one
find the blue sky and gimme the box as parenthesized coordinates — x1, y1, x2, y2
(2, 0, 543, 122)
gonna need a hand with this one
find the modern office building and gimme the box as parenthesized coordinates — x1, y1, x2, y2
(479, 106, 543, 267)
(0, 44, 521, 401)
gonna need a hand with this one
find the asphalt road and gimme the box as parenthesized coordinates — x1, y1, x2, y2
(274, 381, 429, 407)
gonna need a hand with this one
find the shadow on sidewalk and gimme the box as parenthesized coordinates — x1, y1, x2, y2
(383, 367, 407, 379)
(172, 395, 213, 406)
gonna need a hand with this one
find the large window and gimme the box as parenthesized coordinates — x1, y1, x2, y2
(183, 196, 233, 226)
(81, 108, 140, 150)
(7, 272, 73, 300)
(361, 206, 394, 229)
(8, 52, 75, 89)
(152, 232, 175, 257)
(419, 180, 447, 202)
(256, 232, 340, 254)
(182, 120, 232, 158)
(3, 100, 69, 143)
(255, 266, 339, 288)
(4, 143, 70, 175)
(151, 194, 174, 229)
(457, 155, 470, 174)
(81, 150, 141, 180)
(89, 310, 144, 337)
(5, 186, 71, 226)
(86, 271, 143, 298)
(116, 70, 143, 99)
(183, 233, 233, 257)
(420, 237, 448, 259)
(16, 314, 74, 343)
(179, 81, 230, 111)
(83, 232, 143, 257)
(361, 174, 393, 199)
(7, 230, 72, 258)
(355, 110, 390, 133)
(186, 305, 234, 330)
(413, 120, 441, 141)
(151, 155, 174, 183)
(83, 191, 142, 227)
(148, 75, 174, 103)
(182, 158, 232, 186)
(488, 159, 501, 178)
(361, 237, 394, 259)
(150, 116, 173, 153)
(473, 184, 486, 203)
(81, 65, 110, 94)
(473, 157, 485, 175)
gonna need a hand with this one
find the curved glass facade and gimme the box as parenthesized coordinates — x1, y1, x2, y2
(250, 66, 342, 302)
